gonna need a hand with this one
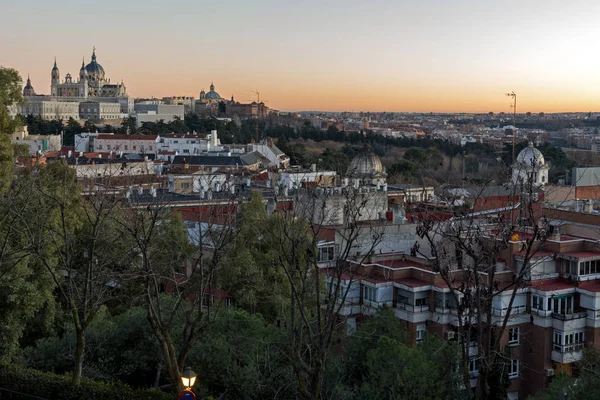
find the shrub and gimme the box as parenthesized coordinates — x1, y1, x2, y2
(0, 364, 171, 400)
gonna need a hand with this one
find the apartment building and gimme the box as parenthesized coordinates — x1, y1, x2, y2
(327, 216, 600, 399)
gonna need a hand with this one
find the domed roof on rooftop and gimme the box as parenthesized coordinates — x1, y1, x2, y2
(347, 145, 384, 177)
(205, 82, 221, 100)
(85, 48, 105, 79)
(516, 142, 545, 167)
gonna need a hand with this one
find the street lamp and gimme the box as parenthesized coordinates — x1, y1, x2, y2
(181, 367, 197, 390)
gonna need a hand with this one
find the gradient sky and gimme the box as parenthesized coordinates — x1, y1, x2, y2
(2, 0, 600, 113)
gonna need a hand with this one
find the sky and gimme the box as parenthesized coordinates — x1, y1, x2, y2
(1, 0, 600, 113)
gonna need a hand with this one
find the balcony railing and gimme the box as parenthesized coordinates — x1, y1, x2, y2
(531, 308, 552, 317)
(491, 305, 526, 316)
(552, 311, 587, 321)
(396, 302, 430, 313)
(553, 342, 584, 353)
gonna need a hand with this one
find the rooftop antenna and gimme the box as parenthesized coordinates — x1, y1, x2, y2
(505, 91, 517, 163)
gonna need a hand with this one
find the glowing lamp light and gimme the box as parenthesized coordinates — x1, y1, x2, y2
(181, 367, 197, 389)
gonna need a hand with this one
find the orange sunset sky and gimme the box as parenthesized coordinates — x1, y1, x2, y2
(2, 0, 600, 113)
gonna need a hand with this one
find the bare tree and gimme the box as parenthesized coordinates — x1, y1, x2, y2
(268, 181, 386, 400)
(413, 156, 556, 399)
(119, 177, 239, 390)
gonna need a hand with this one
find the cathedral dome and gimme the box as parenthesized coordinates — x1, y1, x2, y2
(205, 82, 221, 100)
(85, 48, 105, 81)
(516, 142, 545, 167)
(347, 145, 384, 177)
(23, 75, 35, 96)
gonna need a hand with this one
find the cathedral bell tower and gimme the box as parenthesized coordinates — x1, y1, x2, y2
(51, 57, 60, 96)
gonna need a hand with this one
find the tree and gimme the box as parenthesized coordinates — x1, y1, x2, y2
(0, 163, 56, 361)
(119, 189, 238, 391)
(263, 178, 387, 400)
(0, 67, 23, 134)
(414, 164, 550, 399)
(360, 336, 445, 399)
(334, 307, 463, 400)
(25, 162, 132, 386)
(24, 306, 164, 389)
(218, 192, 290, 319)
(187, 309, 296, 399)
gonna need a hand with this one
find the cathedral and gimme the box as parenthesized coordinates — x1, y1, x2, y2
(19, 47, 132, 121)
(49, 47, 127, 99)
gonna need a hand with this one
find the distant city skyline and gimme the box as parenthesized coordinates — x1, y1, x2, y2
(2, 0, 600, 113)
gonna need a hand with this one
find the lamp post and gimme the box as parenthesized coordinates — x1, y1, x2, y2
(179, 367, 197, 400)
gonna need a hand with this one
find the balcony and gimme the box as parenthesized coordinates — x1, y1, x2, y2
(491, 305, 526, 317)
(552, 311, 587, 330)
(552, 311, 588, 321)
(551, 343, 584, 363)
(531, 308, 553, 317)
(396, 302, 430, 313)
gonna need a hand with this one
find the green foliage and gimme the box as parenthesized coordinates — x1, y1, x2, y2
(342, 306, 409, 384)
(0, 364, 171, 400)
(187, 309, 296, 399)
(320, 148, 350, 176)
(0, 133, 14, 191)
(534, 347, 600, 400)
(332, 307, 464, 400)
(11, 141, 29, 157)
(360, 336, 445, 400)
(219, 192, 292, 319)
(0, 167, 57, 362)
(0, 67, 23, 134)
(24, 307, 163, 388)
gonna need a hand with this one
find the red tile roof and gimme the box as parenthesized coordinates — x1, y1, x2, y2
(530, 278, 574, 291)
(394, 278, 430, 288)
(378, 258, 431, 270)
(578, 280, 600, 293)
(514, 250, 555, 258)
(559, 251, 600, 259)
(96, 134, 159, 140)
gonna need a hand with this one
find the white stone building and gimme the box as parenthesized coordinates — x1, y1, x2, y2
(79, 101, 122, 121)
(158, 130, 221, 155)
(93, 134, 160, 155)
(9, 126, 61, 154)
(511, 142, 549, 187)
(20, 99, 80, 120)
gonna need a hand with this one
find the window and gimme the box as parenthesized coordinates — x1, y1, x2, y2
(554, 330, 585, 352)
(97, 145, 102, 150)
(508, 327, 520, 345)
(183, 149, 190, 154)
(509, 359, 519, 379)
(532, 295, 544, 310)
(364, 286, 376, 302)
(550, 295, 574, 315)
(124, 145, 128, 151)
(415, 297, 428, 308)
(469, 357, 479, 377)
(133, 146, 137, 150)
(416, 324, 426, 343)
(319, 246, 335, 262)
(181, 183, 190, 189)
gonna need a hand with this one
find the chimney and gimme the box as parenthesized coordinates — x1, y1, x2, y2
(311, 163, 316, 172)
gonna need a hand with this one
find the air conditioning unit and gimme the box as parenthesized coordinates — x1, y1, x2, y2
(546, 368, 555, 377)
(445, 331, 456, 340)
